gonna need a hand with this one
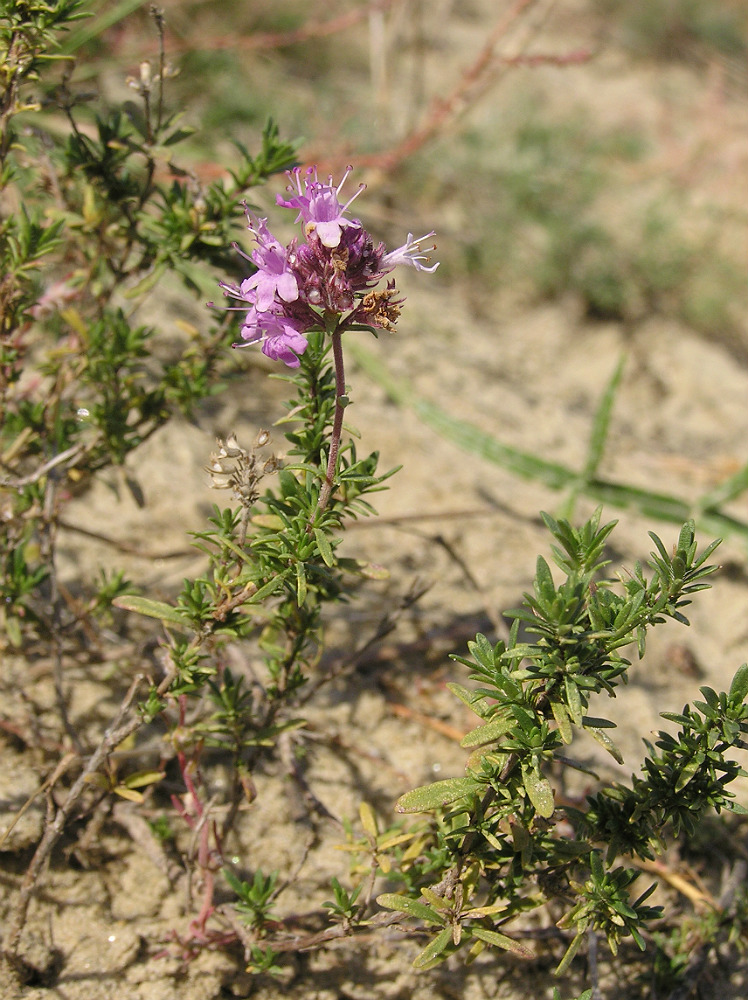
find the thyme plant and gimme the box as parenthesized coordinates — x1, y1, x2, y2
(1, 5, 746, 999)
(376, 514, 748, 972)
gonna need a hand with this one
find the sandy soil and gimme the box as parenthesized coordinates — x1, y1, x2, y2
(1, 3, 747, 998)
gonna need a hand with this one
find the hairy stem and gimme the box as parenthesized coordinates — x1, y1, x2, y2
(316, 325, 345, 514)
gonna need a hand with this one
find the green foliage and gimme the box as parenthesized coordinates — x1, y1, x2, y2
(223, 867, 278, 931)
(0, 1, 299, 649)
(601, 0, 747, 63)
(322, 877, 363, 922)
(555, 857, 660, 971)
(373, 513, 748, 975)
(650, 878, 748, 994)
(3, 6, 746, 996)
(407, 102, 746, 342)
(245, 944, 284, 977)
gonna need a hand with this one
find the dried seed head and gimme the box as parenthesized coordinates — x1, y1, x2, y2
(205, 431, 277, 507)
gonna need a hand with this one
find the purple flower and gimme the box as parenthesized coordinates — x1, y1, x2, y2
(237, 305, 308, 368)
(277, 165, 364, 248)
(212, 165, 438, 367)
(235, 216, 299, 312)
(382, 232, 439, 273)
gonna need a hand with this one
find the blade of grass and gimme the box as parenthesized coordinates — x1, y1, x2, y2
(584, 355, 626, 481)
(585, 479, 748, 545)
(350, 343, 748, 548)
(560, 355, 626, 521)
(349, 342, 575, 490)
(60, 0, 147, 54)
(696, 461, 748, 511)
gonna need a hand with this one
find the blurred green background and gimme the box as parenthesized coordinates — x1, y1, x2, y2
(63, 0, 747, 357)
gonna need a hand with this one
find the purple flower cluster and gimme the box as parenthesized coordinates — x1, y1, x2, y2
(216, 166, 438, 368)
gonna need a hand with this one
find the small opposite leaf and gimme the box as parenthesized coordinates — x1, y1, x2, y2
(83, 772, 110, 790)
(113, 595, 191, 628)
(123, 769, 164, 789)
(113, 786, 144, 802)
(396, 777, 478, 814)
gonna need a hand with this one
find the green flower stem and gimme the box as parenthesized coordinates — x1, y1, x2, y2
(317, 324, 345, 514)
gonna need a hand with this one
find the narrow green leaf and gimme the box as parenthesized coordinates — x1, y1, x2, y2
(675, 755, 703, 793)
(212, 534, 254, 564)
(470, 633, 495, 667)
(313, 528, 336, 567)
(700, 686, 720, 709)
(123, 769, 164, 789)
(564, 677, 584, 726)
(586, 725, 624, 764)
(396, 777, 478, 814)
(551, 700, 573, 745)
(412, 926, 454, 969)
(359, 801, 378, 839)
(420, 888, 452, 912)
(376, 894, 446, 925)
(555, 931, 585, 976)
(535, 556, 555, 598)
(461, 716, 514, 748)
(246, 570, 289, 604)
(660, 711, 691, 726)
(471, 926, 532, 957)
(729, 664, 748, 704)
(113, 595, 191, 628)
(584, 356, 625, 481)
(113, 786, 144, 802)
(636, 624, 647, 658)
(581, 716, 617, 728)
(295, 562, 307, 605)
(446, 682, 491, 719)
(521, 764, 555, 818)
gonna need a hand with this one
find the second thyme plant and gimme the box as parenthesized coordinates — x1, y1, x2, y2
(371, 513, 748, 975)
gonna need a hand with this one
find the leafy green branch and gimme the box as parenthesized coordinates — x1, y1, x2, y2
(371, 512, 747, 974)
